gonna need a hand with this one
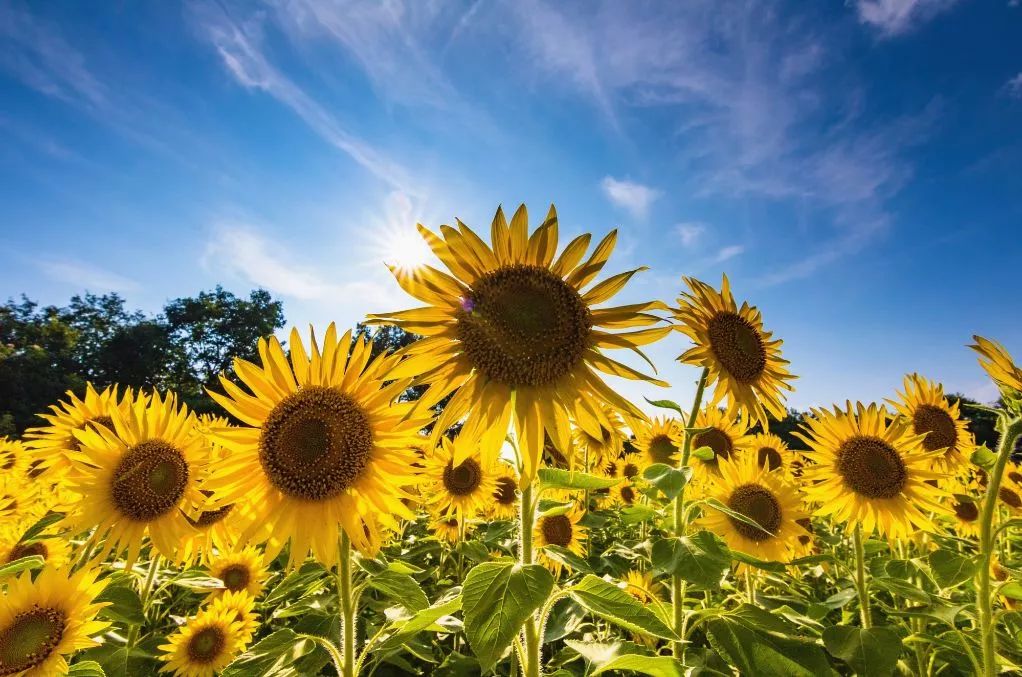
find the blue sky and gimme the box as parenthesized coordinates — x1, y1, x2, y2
(1, 0, 1021, 412)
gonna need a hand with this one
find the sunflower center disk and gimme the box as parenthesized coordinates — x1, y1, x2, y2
(623, 463, 639, 477)
(443, 458, 482, 496)
(456, 265, 592, 388)
(954, 500, 979, 522)
(693, 429, 733, 468)
(620, 486, 636, 504)
(0, 607, 66, 675)
(707, 311, 767, 384)
(727, 484, 782, 541)
(111, 440, 189, 522)
(836, 435, 907, 499)
(912, 405, 957, 452)
(999, 487, 1022, 509)
(541, 515, 574, 547)
(648, 436, 678, 464)
(757, 446, 782, 471)
(220, 564, 250, 592)
(191, 504, 235, 528)
(259, 387, 373, 501)
(494, 477, 517, 505)
(187, 627, 225, 664)
(6, 542, 47, 564)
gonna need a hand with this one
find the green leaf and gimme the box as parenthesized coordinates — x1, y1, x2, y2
(822, 625, 902, 677)
(17, 511, 65, 542)
(593, 654, 687, 676)
(971, 446, 997, 470)
(263, 562, 329, 606)
(872, 577, 931, 604)
(367, 570, 429, 612)
(564, 639, 651, 664)
(544, 597, 586, 642)
(377, 592, 463, 651)
(691, 446, 714, 461)
(644, 398, 686, 417)
(538, 468, 621, 490)
(642, 464, 692, 500)
(67, 661, 106, 677)
(621, 504, 659, 524)
(169, 571, 226, 590)
(651, 531, 731, 588)
(542, 544, 595, 574)
(568, 575, 679, 640)
(96, 584, 145, 626)
(705, 616, 833, 677)
(0, 554, 45, 579)
(222, 629, 317, 677)
(462, 561, 554, 671)
(928, 550, 976, 588)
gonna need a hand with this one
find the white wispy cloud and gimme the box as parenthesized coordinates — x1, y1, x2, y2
(854, 0, 959, 37)
(189, 1, 417, 194)
(36, 259, 140, 293)
(1003, 73, 1022, 99)
(675, 222, 706, 247)
(710, 245, 745, 264)
(600, 177, 660, 219)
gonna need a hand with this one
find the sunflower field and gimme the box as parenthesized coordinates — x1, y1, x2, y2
(3, 204, 1022, 677)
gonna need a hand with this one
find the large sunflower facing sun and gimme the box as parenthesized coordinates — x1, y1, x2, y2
(632, 416, 685, 469)
(206, 325, 430, 566)
(797, 402, 947, 540)
(888, 374, 974, 474)
(65, 391, 208, 566)
(367, 204, 671, 482)
(674, 275, 795, 428)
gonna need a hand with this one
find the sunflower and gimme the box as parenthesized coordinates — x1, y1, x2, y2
(64, 391, 208, 565)
(367, 204, 671, 483)
(609, 479, 640, 507)
(0, 566, 109, 676)
(797, 402, 947, 540)
(633, 417, 685, 469)
(207, 547, 268, 598)
(535, 507, 587, 575)
(206, 324, 430, 566)
(158, 605, 246, 677)
(207, 590, 259, 644)
(620, 569, 663, 604)
(749, 433, 794, 474)
(998, 471, 1022, 513)
(490, 462, 520, 520)
(24, 383, 134, 478)
(615, 452, 645, 480)
(571, 405, 627, 472)
(0, 438, 29, 479)
(674, 275, 795, 428)
(889, 374, 974, 474)
(698, 455, 809, 564)
(689, 406, 751, 482)
(0, 473, 37, 524)
(0, 527, 70, 574)
(971, 336, 1022, 395)
(421, 435, 499, 520)
(430, 514, 472, 544)
(945, 474, 982, 538)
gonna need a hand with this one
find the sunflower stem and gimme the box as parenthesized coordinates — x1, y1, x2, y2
(852, 525, 871, 629)
(976, 415, 1022, 677)
(519, 479, 542, 677)
(673, 367, 708, 659)
(126, 555, 161, 652)
(338, 531, 357, 677)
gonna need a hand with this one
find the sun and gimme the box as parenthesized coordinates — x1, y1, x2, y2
(377, 223, 435, 272)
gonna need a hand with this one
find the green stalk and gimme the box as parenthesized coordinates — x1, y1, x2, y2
(673, 367, 708, 658)
(520, 479, 542, 677)
(976, 416, 1022, 676)
(852, 525, 871, 629)
(338, 532, 357, 677)
(126, 555, 161, 652)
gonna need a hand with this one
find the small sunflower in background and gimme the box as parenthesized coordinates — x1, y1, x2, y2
(615, 452, 645, 480)
(749, 433, 794, 474)
(207, 590, 259, 644)
(698, 455, 809, 564)
(945, 474, 982, 538)
(430, 514, 473, 544)
(889, 374, 974, 474)
(159, 604, 246, 677)
(368, 204, 671, 483)
(0, 566, 109, 676)
(535, 507, 587, 575)
(490, 462, 520, 520)
(0, 471, 36, 523)
(0, 437, 29, 479)
(64, 391, 208, 566)
(689, 406, 751, 482)
(674, 275, 795, 428)
(971, 335, 1022, 396)
(798, 402, 947, 540)
(998, 472, 1022, 513)
(207, 546, 268, 599)
(633, 417, 685, 469)
(421, 435, 499, 520)
(0, 526, 70, 573)
(24, 383, 135, 478)
(206, 324, 431, 566)
(620, 569, 664, 604)
(571, 405, 627, 472)
(609, 479, 640, 508)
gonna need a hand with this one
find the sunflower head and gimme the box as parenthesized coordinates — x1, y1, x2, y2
(207, 590, 259, 644)
(971, 336, 1022, 406)
(206, 324, 430, 567)
(0, 566, 109, 676)
(0, 527, 71, 575)
(621, 569, 662, 604)
(571, 405, 627, 472)
(535, 506, 587, 575)
(689, 406, 751, 481)
(675, 275, 795, 428)
(421, 435, 499, 521)
(430, 514, 472, 544)
(490, 462, 521, 520)
(798, 401, 948, 539)
(889, 374, 974, 474)
(207, 546, 268, 599)
(368, 204, 671, 484)
(749, 433, 793, 474)
(159, 605, 246, 676)
(633, 417, 685, 468)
